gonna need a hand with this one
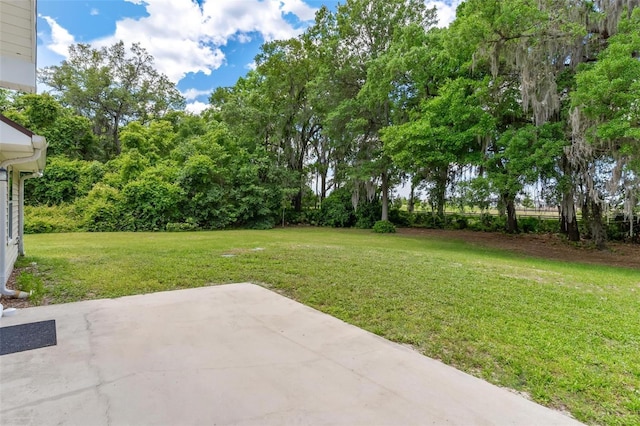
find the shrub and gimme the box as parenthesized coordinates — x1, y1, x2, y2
(76, 184, 132, 232)
(246, 218, 276, 230)
(389, 208, 413, 227)
(538, 219, 560, 233)
(445, 214, 468, 230)
(25, 156, 82, 205)
(481, 214, 506, 232)
(166, 219, 199, 232)
(607, 214, 640, 242)
(413, 213, 445, 229)
(373, 220, 396, 233)
(320, 188, 354, 227)
(122, 177, 184, 231)
(354, 200, 381, 229)
(519, 216, 541, 233)
(24, 204, 82, 233)
(302, 208, 323, 226)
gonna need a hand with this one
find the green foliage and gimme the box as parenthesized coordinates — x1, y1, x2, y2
(446, 213, 469, 230)
(388, 208, 412, 227)
(122, 176, 183, 231)
(372, 220, 396, 233)
(607, 214, 640, 243)
(40, 41, 185, 159)
(320, 188, 355, 227)
(572, 8, 640, 172)
(517, 216, 560, 234)
(355, 200, 382, 229)
(25, 157, 82, 205)
(24, 205, 82, 233)
(12, 0, 640, 242)
(26, 157, 109, 206)
(166, 219, 199, 232)
(77, 184, 131, 232)
(77, 161, 106, 195)
(14, 263, 45, 305)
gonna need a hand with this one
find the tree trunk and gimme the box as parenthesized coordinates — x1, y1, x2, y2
(503, 193, 519, 233)
(560, 190, 580, 241)
(113, 116, 121, 156)
(408, 181, 415, 213)
(434, 166, 448, 218)
(293, 190, 303, 212)
(559, 155, 580, 241)
(588, 198, 607, 250)
(581, 197, 591, 239)
(381, 171, 389, 221)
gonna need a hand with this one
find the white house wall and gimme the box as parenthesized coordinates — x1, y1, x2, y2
(3, 168, 19, 284)
(0, 0, 36, 93)
(11, 168, 19, 241)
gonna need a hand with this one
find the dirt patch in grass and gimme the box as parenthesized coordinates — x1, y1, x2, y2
(397, 228, 640, 270)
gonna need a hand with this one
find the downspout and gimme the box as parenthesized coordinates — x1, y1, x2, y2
(19, 172, 41, 256)
(0, 141, 44, 298)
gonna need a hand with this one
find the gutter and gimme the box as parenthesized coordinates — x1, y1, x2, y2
(0, 141, 44, 298)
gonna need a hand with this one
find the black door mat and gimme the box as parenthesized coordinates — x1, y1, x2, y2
(0, 320, 57, 356)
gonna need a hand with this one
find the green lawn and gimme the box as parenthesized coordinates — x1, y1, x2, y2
(20, 228, 640, 425)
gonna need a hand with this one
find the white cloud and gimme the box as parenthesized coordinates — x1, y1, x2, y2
(237, 33, 252, 43)
(280, 0, 317, 21)
(245, 61, 257, 71)
(185, 101, 210, 114)
(40, 0, 318, 84)
(182, 88, 213, 101)
(39, 15, 75, 58)
(90, 8, 99, 16)
(426, 0, 463, 28)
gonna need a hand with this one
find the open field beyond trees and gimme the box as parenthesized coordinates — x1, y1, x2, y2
(7, 228, 640, 425)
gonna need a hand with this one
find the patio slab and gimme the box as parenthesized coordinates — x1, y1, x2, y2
(0, 283, 583, 425)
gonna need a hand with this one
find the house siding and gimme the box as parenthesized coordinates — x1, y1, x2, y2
(0, 0, 36, 93)
(3, 167, 20, 283)
(4, 235, 18, 282)
(0, 1, 34, 60)
(11, 168, 19, 240)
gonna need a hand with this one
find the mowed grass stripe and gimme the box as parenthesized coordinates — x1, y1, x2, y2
(22, 228, 640, 425)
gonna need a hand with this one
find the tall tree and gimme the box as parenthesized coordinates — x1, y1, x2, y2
(4, 93, 99, 160)
(254, 37, 321, 211)
(312, 0, 437, 220)
(571, 6, 640, 246)
(40, 41, 185, 159)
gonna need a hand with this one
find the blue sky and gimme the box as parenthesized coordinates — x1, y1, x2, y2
(36, 0, 462, 113)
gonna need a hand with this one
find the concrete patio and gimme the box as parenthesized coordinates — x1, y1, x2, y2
(0, 283, 583, 425)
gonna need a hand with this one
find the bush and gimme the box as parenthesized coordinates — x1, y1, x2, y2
(24, 204, 82, 233)
(246, 217, 276, 230)
(25, 157, 82, 205)
(388, 209, 413, 227)
(76, 184, 132, 232)
(413, 213, 445, 229)
(122, 177, 184, 231)
(302, 208, 323, 226)
(607, 214, 640, 242)
(373, 220, 396, 233)
(320, 188, 354, 227)
(166, 219, 199, 232)
(467, 213, 506, 232)
(519, 216, 541, 233)
(445, 214, 468, 230)
(354, 200, 381, 229)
